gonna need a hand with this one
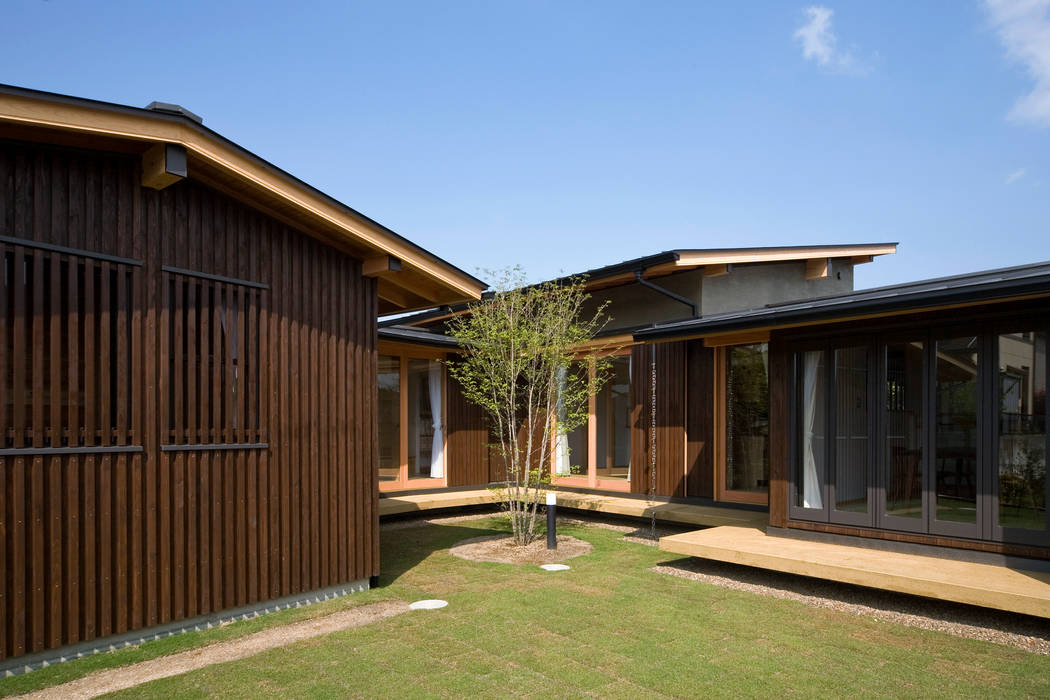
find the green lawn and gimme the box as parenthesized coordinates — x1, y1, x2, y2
(3, 516, 1050, 699)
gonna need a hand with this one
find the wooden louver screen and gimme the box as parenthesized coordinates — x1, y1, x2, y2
(162, 270, 266, 446)
(1, 241, 137, 449)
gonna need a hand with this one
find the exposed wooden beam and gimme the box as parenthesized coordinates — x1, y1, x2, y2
(851, 255, 874, 265)
(703, 264, 731, 277)
(376, 279, 430, 311)
(362, 255, 402, 278)
(805, 258, 829, 280)
(141, 143, 187, 190)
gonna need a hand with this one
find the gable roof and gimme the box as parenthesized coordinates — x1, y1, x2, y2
(0, 84, 487, 313)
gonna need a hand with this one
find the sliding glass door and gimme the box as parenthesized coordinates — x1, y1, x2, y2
(994, 330, 1048, 545)
(789, 322, 1050, 545)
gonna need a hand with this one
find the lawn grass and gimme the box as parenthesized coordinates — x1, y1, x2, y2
(3, 516, 1050, 698)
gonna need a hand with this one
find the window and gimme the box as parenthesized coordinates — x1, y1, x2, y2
(163, 270, 266, 446)
(719, 343, 769, 503)
(1, 243, 136, 448)
(996, 331, 1047, 534)
(788, 323, 1049, 544)
(554, 354, 632, 489)
(377, 352, 446, 490)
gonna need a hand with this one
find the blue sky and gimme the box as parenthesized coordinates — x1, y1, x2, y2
(3, 1, 1048, 290)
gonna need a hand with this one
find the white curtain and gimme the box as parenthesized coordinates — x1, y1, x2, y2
(428, 361, 444, 478)
(555, 367, 571, 475)
(802, 351, 823, 509)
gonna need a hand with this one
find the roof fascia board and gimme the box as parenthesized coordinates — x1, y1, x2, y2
(0, 86, 485, 301)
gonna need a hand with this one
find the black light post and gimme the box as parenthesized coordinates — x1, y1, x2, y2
(546, 491, 557, 550)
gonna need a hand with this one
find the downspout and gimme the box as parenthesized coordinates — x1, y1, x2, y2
(634, 270, 698, 318)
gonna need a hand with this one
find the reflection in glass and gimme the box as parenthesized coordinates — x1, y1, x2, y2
(595, 356, 631, 480)
(834, 346, 868, 513)
(378, 355, 401, 482)
(935, 336, 979, 524)
(998, 332, 1047, 530)
(796, 350, 825, 509)
(556, 363, 589, 477)
(728, 344, 769, 494)
(885, 341, 924, 519)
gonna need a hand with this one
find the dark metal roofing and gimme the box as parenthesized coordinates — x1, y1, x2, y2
(0, 83, 487, 291)
(635, 260, 1050, 341)
(378, 325, 461, 348)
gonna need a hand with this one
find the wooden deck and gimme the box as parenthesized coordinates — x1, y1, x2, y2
(378, 489, 768, 528)
(660, 525, 1050, 619)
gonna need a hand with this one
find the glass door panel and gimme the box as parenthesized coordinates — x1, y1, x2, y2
(832, 346, 870, 523)
(933, 336, 980, 536)
(883, 340, 924, 525)
(791, 349, 826, 516)
(407, 358, 442, 480)
(595, 355, 631, 481)
(725, 344, 769, 500)
(996, 331, 1048, 538)
(378, 355, 401, 483)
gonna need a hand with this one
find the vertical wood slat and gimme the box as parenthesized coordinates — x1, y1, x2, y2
(0, 141, 381, 662)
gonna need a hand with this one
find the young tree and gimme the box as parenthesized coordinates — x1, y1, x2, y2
(448, 268, 609, 545)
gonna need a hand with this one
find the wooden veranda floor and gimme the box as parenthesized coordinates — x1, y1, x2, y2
(378, 488, 768, 528)
(660, 525, 1050, 619)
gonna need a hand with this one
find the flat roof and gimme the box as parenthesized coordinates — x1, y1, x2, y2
(635, 260, 1050, 341)
(0, 84, 488, 312)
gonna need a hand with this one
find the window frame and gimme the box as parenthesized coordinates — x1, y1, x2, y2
(377, 345, 448, 492)
(552, 349, 633, 492)
(715, 343, 771, 505)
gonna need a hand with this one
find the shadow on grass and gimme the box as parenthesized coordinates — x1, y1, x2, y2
(377, 517, 509, 586)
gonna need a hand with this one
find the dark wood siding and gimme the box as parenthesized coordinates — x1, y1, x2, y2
(0, 140, 378, 661)
(445, 369, 491, 487)
(630, 341, 687, 498)
(685, 340, 714, 499)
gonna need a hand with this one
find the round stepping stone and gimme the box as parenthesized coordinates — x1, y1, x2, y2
(409, 599, 448, 610)
(539, 564, 571, 572)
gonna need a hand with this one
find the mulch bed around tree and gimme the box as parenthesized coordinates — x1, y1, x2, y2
(450, 534, 593, 565)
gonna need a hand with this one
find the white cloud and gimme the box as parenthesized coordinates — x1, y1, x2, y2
(1005, 167, 1027, 184)
(794, 6, 866, 74)
(985, 0, 1050, 127)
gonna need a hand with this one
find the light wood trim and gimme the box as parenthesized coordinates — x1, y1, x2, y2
(362, 255, 402, 277)
(380, 355, 449, 491)
(571, 334, 636, 355)
(703, 264, 730, 277)
(851, 255, 874, 265)
(141, 143, 186, 190)
(805, 258, 829, 280)
(377, 340, 450, 360)
(704, 329, 771, 348)
(399, 356, 409, 485)
(587, 362, 598, 489)
(713, 346, 770, 506)
(0, 91, 485, 302)
(674, 244, 897, 268)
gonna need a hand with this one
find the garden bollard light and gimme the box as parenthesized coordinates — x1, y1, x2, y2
(546, 491, 557, 550)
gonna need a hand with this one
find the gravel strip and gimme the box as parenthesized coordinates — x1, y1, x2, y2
(15, 600, 409, 700)
(654, 558, 1050, 655)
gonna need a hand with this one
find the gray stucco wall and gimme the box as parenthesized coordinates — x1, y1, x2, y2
(700, 259, 854, 316)
(584, 259, 856, 333)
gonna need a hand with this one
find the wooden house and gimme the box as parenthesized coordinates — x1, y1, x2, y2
(0, 84, 485, 669)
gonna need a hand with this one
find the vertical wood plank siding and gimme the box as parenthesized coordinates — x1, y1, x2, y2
(630, 341, 687, 498)
(0, 140, 378, 661)
(685, 340, 714, 499)
(445, 369, 492, 487)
